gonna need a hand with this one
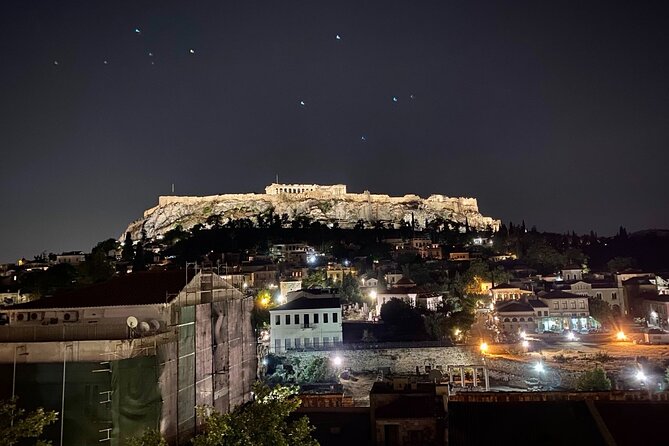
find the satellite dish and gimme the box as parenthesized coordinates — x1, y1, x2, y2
(126, 316, 138, 329)
(149, 319, 161, 331)
(139, 321, 151, 332)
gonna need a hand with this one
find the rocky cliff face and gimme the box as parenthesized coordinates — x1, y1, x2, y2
(122, 189, 500, 240)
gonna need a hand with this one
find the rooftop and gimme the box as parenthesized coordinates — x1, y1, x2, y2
(272, 296, 341, 311)
(8, 270, 188, 309)
(539, 290, 583, 300)
(495, 301, 534, 313)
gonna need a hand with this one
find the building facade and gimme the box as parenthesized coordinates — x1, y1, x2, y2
(270, 296, 343, 353)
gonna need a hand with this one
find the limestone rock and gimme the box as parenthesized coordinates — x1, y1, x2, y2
(122, 184, 500, 240)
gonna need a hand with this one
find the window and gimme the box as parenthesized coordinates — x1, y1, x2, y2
(314, 313, 319, 323)
(304, 338, 311, 348)
(612, 292, 617, 300)
(511, 317, 517, 322)
(544, 311, 549, 316)
(324, 313, 329, 323)
(275, 339, 281, 351)
(285, 339, 291, 349)
(295, 338, 301, 348)
(294, 314, 300, 324)
(579, 301, 585, 309)
(323, 337, 329, 346)
(519, 318, 525, 322)
(562, 302, 568, 309)
(596, 292, 602, 299)
(570, 301, 576, 309)
(275, 315, 280, 325)
(333, 313, 338, 323)
(553, 303, 559, 310)
(333, 336, 339, 344)
(313, 337, 319, 347)
(504, 317, 510, 322)
(528, 317, 533, 322)
(285, 314, 291, 325)
(304, 314, 310, 326)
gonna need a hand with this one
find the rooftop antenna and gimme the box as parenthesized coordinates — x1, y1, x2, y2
(171, 183, 175, 194)
(275, 173, 279, 184)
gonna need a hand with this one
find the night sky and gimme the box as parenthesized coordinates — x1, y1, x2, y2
(1, 1, 668, 262)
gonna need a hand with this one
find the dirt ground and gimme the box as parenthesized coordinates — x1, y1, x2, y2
(339, 340, 669, 405)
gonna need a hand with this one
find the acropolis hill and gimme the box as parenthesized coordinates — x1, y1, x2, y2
(123, 184, 500, 239)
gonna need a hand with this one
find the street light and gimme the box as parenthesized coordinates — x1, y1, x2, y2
(636, 370, 646, 382)
(566, 332, 576, 341)
(521, 340, 529, 349)
(534, 362, 545, 373)
(332, 355, 342, 367)
(616, 331, 627, 341)
(369, 290, 377, 299)
(480, 342, 489, 354)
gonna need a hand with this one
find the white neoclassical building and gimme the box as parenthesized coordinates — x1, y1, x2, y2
(269, 296, 342, 353)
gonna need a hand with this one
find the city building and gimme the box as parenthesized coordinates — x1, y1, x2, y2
(269, 293, 342, 353)
(56, 251, 86, 265)
(0, 269, 256, 445)
(642, 294, 669, 328)
(325, 263, 357, 284)
(536, 290, 591, 331)
(560, 265, 583, 281)
(496, 300, 544, 334)
(370, 379, 446, 446)
(561, 280, 626, 315)
(490, 283, 524, 302)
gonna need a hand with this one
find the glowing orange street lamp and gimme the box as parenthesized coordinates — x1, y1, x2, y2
(480, 342, 489, 354)
(616, 331, 627, 341)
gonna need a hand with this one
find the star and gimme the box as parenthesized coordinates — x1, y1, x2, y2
(336, 34, 341, 40)
(361, 136, 367, 142)
(134, 27, 141, 34)
(148, 52, 153, 57)
(53, 60, 59, 65)
(299, 100, 306, 107)
(392, 96, 398, 102)
(410, 94, 415, 99)
(189, 48, 196, 54)
(103, 60, 108, 65)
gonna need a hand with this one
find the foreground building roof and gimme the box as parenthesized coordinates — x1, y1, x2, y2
(9, 270, 188, 309)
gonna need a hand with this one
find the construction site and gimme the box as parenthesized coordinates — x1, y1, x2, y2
(0, 267, 257, 445)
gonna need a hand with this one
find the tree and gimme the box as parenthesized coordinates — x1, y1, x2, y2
(93, 238, 119, 256)
(121, 232, 134, 262)
(588, 297, 614, 327)
(607, 256, 635, 273)
(340, 273, 362, 304)
(380, 298, 415, 325)
(192, 382, 318, 446)
(132, 231, 148, 272)
(125, 428, 167, 446)
(79, 250, 115, 285)
(0, 398, 58, 446)
(523, 240, 565, 274)
(294, 356, 335, 383)
(576, 366, 612, 391)
(301, 270, 332, 289)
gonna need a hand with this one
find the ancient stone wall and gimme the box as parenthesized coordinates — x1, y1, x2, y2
(126, 184, 500, 240)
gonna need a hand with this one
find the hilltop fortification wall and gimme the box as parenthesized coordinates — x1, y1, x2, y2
(127, 183, 499, 240)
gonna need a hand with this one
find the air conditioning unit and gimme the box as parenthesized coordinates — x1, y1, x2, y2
(16, 313, 29, 322)
(61, 311, 79, 322)
(30, 312, 44, 321)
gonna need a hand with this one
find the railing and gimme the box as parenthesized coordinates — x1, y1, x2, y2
(0, 324, 155, 342)
(272, 340, 454, 354)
